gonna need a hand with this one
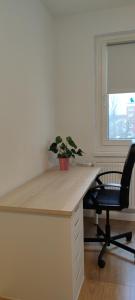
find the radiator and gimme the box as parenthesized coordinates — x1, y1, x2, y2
(95, 162, 135, 209)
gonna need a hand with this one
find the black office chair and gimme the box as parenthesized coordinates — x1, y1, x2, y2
(83, 143, 135, 268)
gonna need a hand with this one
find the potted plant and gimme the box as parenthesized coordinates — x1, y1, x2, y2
(49, 136, 83, 170)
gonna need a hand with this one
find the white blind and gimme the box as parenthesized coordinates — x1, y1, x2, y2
(107, 42, 135, 93)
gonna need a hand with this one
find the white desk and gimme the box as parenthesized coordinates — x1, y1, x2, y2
(0, 166, 99, 300)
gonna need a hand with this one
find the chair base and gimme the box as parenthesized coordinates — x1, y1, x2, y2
(84, 210, 135, 268)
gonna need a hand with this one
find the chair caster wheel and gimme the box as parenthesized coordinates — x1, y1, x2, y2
(126, 232, 132, 242)
(98, 259, 105, 268)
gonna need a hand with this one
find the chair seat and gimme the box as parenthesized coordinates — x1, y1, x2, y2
(83, 188, 121, 210)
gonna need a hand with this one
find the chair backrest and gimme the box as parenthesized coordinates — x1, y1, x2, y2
(120, 143, 135, 208)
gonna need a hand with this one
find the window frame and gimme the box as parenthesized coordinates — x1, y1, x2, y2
(95, 31, 135, 156)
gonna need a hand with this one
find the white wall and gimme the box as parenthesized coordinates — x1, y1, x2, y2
(55, 5, 135, 160)
(0, 0, 55, 196)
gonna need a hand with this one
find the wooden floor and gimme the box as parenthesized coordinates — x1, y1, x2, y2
(78, 218, 135, 300)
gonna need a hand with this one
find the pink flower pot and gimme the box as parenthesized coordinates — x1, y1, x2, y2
(59, 158, 69, 171)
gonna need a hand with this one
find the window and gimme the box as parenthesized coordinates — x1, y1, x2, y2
(95, 32, 135, 155)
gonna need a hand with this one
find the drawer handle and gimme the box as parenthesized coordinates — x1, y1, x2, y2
(74, 218, 79, 227)
(76, 267, 81, 281)
(74, 204, 79, 213)
(75, 231, 80, 241)
(75, 251, 80, 261)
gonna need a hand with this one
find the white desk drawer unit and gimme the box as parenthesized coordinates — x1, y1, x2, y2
(72, 201, 84, 300)
(0, 166, 100, 300)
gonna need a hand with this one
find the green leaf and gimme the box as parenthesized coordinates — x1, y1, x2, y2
(49, 143, 58, 153)
(66, 136, 77, 149)
(55, 136, 62, 144)
(60, 143, 66, 150)
(130, 97, 134, 103)
(71, 148, 76, 154)
(66, 149, 72, 157)
(77, 149, 83, 156)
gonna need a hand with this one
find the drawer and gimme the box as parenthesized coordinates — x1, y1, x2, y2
(72, 202, 84, 260)
(73, 201, 82, 228)
(73, 216, 82, 240)
(73, 203, 83, 239)
(73, 260, 84, 300)
(73, 247, 84, 280)
(73, 228, 83, 259)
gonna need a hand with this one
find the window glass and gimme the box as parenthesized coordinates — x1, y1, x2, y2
(108, 93, 135, 140)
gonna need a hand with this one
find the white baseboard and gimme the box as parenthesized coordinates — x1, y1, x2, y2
(84, 209, 135, 221)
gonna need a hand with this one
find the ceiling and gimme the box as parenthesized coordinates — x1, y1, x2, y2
(43, 0, 135, 16)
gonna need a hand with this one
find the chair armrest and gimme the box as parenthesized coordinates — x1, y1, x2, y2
(91, 183, 121, 190)
(98, 183, 121, 189)
(96, 171, 122, 185)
